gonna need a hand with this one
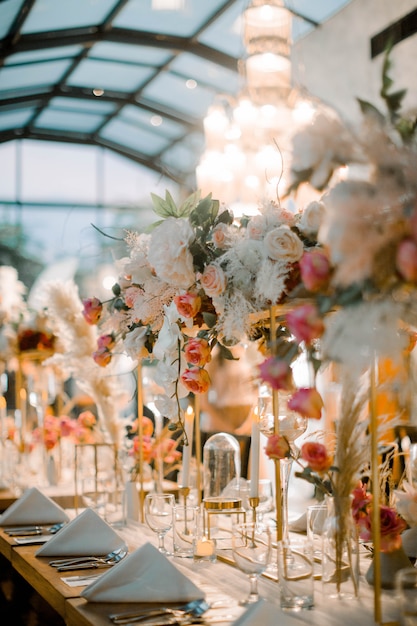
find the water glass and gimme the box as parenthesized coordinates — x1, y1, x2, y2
(277, 538, 314, 610)
(307, 503, 327, 551)
(396, 567, 417, 625)
(173, 505, 198, 558)
(232, 522, 271, 605)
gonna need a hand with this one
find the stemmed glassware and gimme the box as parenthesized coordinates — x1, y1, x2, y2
(144, 493, 175, 555)
(258, 387, 307, 543)
(231, 522, 271, 604)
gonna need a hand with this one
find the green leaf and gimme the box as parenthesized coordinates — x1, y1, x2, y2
(357, 98, 385, 124)
(216, 209, 234, 225)
(217, 343, 238, 360)
(150, 192, 173, 218)
(177, 190, 201, 218)
(202, 312, 217, 328)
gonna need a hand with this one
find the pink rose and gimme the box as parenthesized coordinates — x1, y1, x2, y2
(396, 238, 417, 282)
(258, 357, 293, 391)
(180, 366, 211, 394)
(299, 248, 332, 292)
(184, 338, 211, 367)
(97, 334, 116, 350)
(82, 297, 102, 325)
(131, 416, 154, 437)
(286, 303, 324, 345)
(265, 433, 291, 460)
(211, 223, 230, 249)
(174, 292, 201, 318)
(358, 505, 407, 553)
(59, 415, 75, 438)
(93, 346, 112, 367)
(133, 435, 153, 464)
(351, 482, 372, 524)
(200, 264, 226, 297)
(288, 388, 323, 420)
(300, 442, 332, 473)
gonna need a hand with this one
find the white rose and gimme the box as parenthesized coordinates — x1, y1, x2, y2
(263, 225, 304, 262)
(148, 217, 195, 288)
(123, 326, 148, 360)
(298, 201, 326, 236)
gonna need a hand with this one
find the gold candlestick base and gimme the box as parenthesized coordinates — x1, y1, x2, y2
(249, 496, 260, 523)
(179, 486, 191, 505)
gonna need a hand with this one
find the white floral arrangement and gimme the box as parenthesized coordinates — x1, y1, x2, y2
(82, 191, 321, 428)
(0, 266, 28, 361)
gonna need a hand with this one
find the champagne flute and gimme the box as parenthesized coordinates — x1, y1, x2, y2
(144, 493, 175, 555)
(232, 522, 271, 605)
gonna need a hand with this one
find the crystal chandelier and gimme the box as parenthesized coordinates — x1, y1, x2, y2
(196, 0, 298, 216)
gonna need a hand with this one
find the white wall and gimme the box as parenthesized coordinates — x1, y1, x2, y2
(292, 0, 417, 125)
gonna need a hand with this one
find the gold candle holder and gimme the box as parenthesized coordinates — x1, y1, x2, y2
(249, 496, 260, 523)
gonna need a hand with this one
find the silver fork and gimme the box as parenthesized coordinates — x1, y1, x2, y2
(49, 546, 127, 569)
(56, 548, 127, 571)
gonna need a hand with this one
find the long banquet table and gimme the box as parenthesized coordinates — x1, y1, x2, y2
(0, 504, 404, 626)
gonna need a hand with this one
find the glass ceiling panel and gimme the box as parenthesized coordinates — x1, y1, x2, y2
(100, 118, 171, 156)
(0, 108, 36, 131)
(119, 105, 186, 140)
(197, 0, 246, 58)
(169, 53, 240, 94)
(48, 97, 117, 114)
(142, 72, 215, 119)
(34, 109, 105, 133)
(0, 0, 26, 39)
(89, 42, 173, 67)
(114, 0, 229, 38)
(67, 59, 156, 93)
(5, 45, 84, 66)
(0, 59, 73, 91)
(21, 0, 118, 34)
(161, 131, 204, 172)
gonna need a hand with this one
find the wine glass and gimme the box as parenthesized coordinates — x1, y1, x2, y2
(144, 493, 175, 555)
(231, 522, 271, 605)
(258, 387, 307, 542)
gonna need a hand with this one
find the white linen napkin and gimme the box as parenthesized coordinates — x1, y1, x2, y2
(0, 487, 70, 526)
(288, 512, 307, 533)
(81, 542, 204, 603)
(232, 600, 300, 625)
(35, 508, 125, 557)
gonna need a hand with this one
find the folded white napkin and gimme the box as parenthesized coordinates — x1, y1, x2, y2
(0, 487, 70, 526)
(35, 508, 125, 557)
(232, 600, 300, 626)
(81, 542, 204, 603)
(288, 512, 307, 533)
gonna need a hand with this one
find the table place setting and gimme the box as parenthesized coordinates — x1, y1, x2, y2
(35, 507, 127, 558)
(0, 486, 70, 527)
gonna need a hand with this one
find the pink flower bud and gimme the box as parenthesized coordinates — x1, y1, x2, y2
(258, 357, 293, 391)
(82, 297, 103, 325)
(288, 387, 323, 420)
(97, 334, 116, 350)
(265, 433, 291, 461)
(396, 238, 417, 282)
(299, 248, 332, 292)
(93, 346, 112, 367)
(286, 303, 324, 346)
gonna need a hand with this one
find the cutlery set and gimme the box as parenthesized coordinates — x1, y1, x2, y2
(49, 546, 128, 571)
(5, 522, 65, 536)
(108, 600, 235, 625)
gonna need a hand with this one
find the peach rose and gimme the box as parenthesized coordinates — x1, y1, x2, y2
(288, 388, 323, 420)
(82, 297, 102, 325)
(211, 223, 231, 249)
(300, 441, 332, 473)
(200, 264, 226, 297)
(286, 303, 324, 346)
(77, 410, 97, 429)
(174, 292, 201, 318)
(184, 337, 211, 367)
(180, 366, 211, 394)
(265, 433, 291, 461)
